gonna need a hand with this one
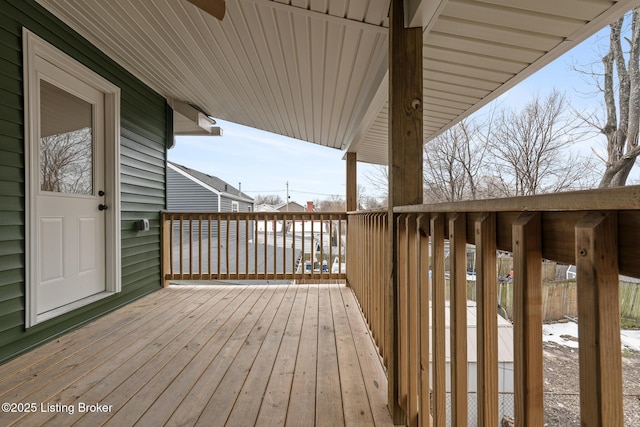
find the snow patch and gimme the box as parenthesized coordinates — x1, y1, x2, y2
(542, 321, 640, 352)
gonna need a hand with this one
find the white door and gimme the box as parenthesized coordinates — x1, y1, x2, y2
(35, 70, 107, 315)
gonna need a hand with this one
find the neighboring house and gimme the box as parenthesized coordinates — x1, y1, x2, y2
(256, 204, 282, 233)
(276, 201, 305, 212)
(167, 161, 254, 245)
(167, 161, 254, 213)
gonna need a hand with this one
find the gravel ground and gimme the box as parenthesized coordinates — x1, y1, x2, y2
(543, 340, 640, 426)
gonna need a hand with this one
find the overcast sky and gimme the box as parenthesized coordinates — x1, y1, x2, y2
(168, 24, 620, 203)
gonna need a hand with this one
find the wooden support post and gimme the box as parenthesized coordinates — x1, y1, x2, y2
(475, 213, 498, 427)
(346, 152, 357, 212)
(431, 214, 446, 427)
(575, 212, 623, 426)
(388, 0, 423, 423)
(162, 213, 171, 287)
(449, 213, 468, 427)
(512, 212, 543, 426)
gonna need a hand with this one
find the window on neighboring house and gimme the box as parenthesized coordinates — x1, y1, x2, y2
(247, 205, 252, 212)
(232, 201, 239, 212)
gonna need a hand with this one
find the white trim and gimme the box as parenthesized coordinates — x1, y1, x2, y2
(23, 29, 121, 327)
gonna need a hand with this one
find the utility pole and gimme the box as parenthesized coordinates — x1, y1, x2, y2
(286, 181, 289, 212)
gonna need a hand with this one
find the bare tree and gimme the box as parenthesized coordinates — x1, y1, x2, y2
(363, 165, 388, 199)
(597, 8, 640, 187)
(423, 119, 488, 202)
(356, 184, 387, 210)
(485, 90, 597, 197)
(40, 128, 93, 194)
(254, 194, 284, 205)
(315, 195, 345, 212)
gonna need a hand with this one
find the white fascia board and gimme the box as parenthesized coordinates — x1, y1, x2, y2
(405, 0, 449, 30)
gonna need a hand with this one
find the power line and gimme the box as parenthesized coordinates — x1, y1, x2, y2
(242, 188, 345, 197)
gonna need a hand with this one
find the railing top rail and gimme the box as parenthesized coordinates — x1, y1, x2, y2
(394, 185, 640, 214)
(347, 209, 388, 215)
(162, 211, 349, 217)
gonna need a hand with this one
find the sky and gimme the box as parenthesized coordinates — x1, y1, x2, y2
(168, 22, 623, 203)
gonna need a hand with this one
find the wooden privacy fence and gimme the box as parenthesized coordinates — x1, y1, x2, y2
(161, 211, 347, 283)
(348, 186, 640, 427)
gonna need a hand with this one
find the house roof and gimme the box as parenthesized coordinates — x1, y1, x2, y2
(168, 161, 254, 202)
(36, 0, 640, 165)
(276, 201, 306, 212)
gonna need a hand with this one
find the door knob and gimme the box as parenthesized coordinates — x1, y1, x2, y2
(98, 204, 108, 211)
(98, 190, 105, 196)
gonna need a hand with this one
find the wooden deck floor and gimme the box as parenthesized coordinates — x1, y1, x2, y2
(0, 284, 393, 426)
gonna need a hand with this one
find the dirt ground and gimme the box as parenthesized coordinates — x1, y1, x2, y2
(543, 340, 640, 426)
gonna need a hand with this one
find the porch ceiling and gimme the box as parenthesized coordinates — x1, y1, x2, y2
(36, 0, 640, 165)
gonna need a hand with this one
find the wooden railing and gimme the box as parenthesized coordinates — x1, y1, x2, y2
(161, 211, 347, 283)
(347, 211, 389, 363)
(347, 186, 640, 427)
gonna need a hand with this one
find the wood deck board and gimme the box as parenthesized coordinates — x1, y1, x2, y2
(255, 285, 309, 426)
(0, 284, 393, 427)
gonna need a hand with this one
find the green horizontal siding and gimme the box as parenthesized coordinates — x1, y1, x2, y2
(0, 0, 168, 364)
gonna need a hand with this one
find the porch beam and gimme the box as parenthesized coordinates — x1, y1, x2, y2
(388, 0, 424, 423)
(576, 212, 623, 426)
(346, 152, 357, 212)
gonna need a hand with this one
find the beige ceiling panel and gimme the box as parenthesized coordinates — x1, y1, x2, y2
(423, 61, 512, 84)
(424, 46, 527, 75)
(424, 97, 473, 112)
(432, 17, 562, 51)
(37, 0, 640, 167)
(424, 70, 501, 92)
(476, 0, 613, 21)
(427, 32, 544, 64)
(442, 0, 586, 37)
(424, 84, 489, 102)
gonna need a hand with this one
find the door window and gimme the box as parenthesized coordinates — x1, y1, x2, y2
(39, 80, 94, 195)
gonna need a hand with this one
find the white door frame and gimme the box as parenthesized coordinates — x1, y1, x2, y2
(23, 29, 121, 327)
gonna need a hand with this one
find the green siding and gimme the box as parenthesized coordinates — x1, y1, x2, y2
(0, 0, 168, 363)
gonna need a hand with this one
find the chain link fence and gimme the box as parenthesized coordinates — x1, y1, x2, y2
(440, 392, 514, 426)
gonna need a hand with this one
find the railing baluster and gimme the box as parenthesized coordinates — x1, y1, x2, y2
(417, 214, 430, 427)
(475, 212, 498, 427)
(449, 213, 468, 427)
(179, 215, 184, 279)
(431, 214, 446, 427)
(217, 214, 221, 278)
(407, 214, 419, 427)
(188, 217, 193, 275)
(162, 213, 170, 287)
(282, 214, 287, 278)
(253, 213, 258, 279)
(225, 214, 230, 278)
(235, 214, 240, 280)
(398, 213, 409, 411)
(513, 212, 543, 425)
(198, 215, 202, 278)
(576, 212, 623, 426)
(208, 214, 213, 279)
